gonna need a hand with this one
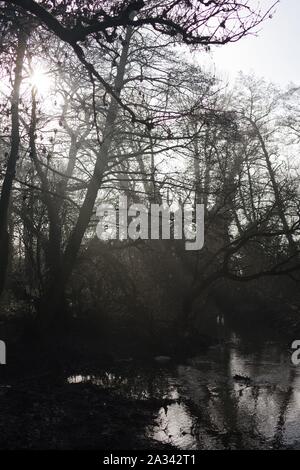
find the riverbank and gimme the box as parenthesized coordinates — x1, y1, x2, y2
(0, 377, 172, 450)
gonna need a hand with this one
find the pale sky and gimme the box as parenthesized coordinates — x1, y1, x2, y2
(203, 0, 300, 86)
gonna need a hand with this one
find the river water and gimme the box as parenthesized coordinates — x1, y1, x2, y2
(67, 328, 300, 450)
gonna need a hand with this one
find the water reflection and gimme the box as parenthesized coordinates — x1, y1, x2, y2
(67, 334, 300, 449)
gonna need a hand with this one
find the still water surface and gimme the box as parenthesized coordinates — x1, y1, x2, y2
(68, 331, 300, 450)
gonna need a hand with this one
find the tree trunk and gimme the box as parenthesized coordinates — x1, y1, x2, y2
(38, 26, 133, 331)
(251, 119, 298, 257)
(0, 30, 26, 297)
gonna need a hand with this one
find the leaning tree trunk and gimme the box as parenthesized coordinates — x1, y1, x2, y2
(0, 30, 26, 297)
(250, 118, 298, 257)
(37, 26, 133, 332)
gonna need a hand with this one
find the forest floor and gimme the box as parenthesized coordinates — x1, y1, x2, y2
(0, 377, 172, 450)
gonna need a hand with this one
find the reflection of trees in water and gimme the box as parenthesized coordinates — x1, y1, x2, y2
(174, 341, 299, 449)
(69, 341, 300, 450)
(100, 366, 172, 401)
(68, 365, 172, 401)
(272, 368, 297, 449)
